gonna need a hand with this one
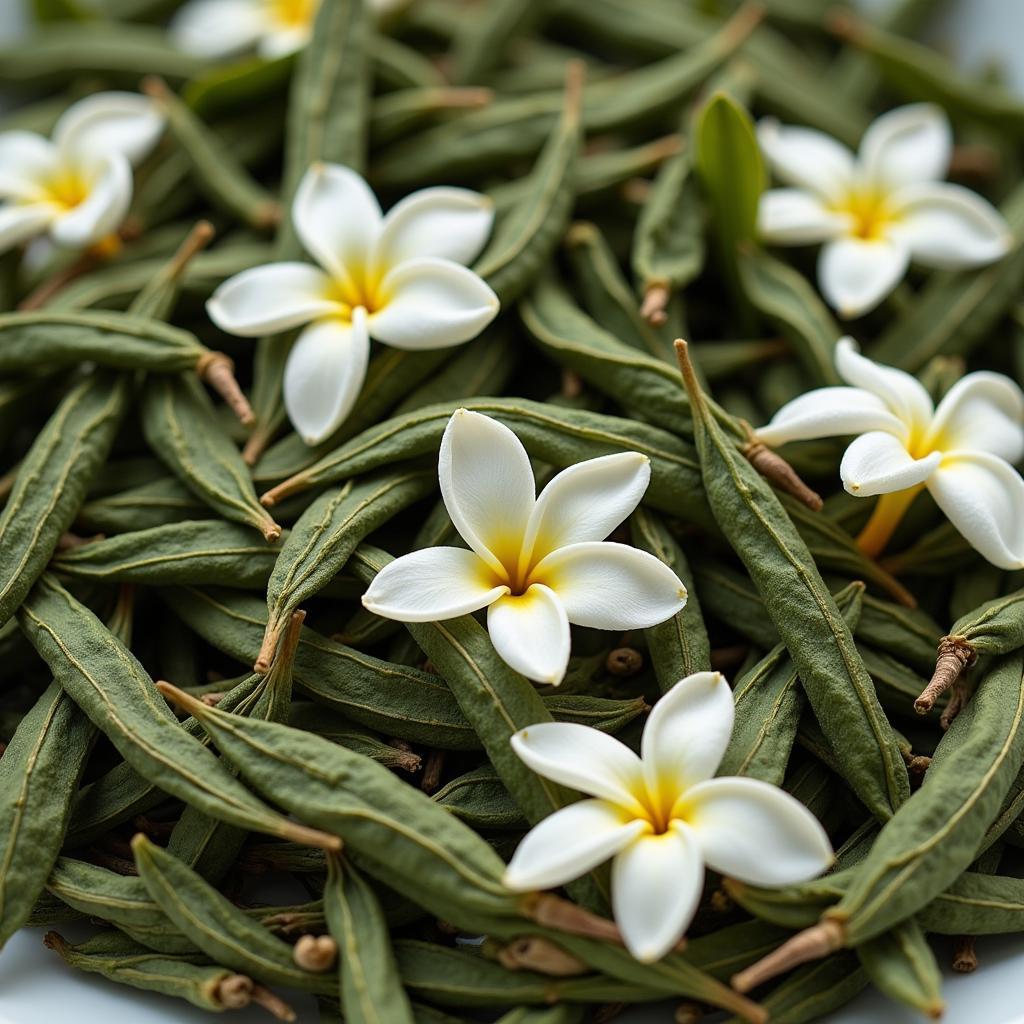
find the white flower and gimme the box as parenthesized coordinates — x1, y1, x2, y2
(0, 92, 164, 256)
(757, 104, 1012, 318)
(757, 337, 1024, 568)
(360, 410, 687, 685)
(171, 0, 320, 59)
(170, 0, 406, 60)
(207, 164, 499, 444)
(503, 672, 834, 963)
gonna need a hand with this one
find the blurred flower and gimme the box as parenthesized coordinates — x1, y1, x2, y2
(361, 409, 687, 684)
(170, 0, 407, 59)
(504, 672, 834, 962)
(757, 337, 1024, 567)
(0, 92, 163, 256)
(757, 104, 1012, 318)
(208, 164, 498, 444)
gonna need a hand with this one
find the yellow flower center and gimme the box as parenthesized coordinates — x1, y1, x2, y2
(832, 188, 901, 242)
(41, 168, 89, 211)
(268, 0, 318, 29)
(640, 774, 685, 835)
(322, 263, 389, 323)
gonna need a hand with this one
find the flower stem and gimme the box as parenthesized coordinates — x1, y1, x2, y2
(855, 486, 922, 558)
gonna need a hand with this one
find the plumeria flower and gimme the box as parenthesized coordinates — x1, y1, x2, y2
(207, 164, 499, 444)
(0, 92, 164, 256)
(757, 337, 1024, 568)
(504, 672, 834, 963)
(361, 410, 687, 685)
(170, 0, 406, 60)
(757, 103, 1012, 318)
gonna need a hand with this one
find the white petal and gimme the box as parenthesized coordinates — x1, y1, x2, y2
(510, 721, 647, 815)
(0, 132, 58, 201)
(49, 155, 131, 249)
(927, 453, 1024, 570)
(487, 584, 570, 685)
(834, 336, 933, 431)
(0, 203, 54, 253)
(757, 188, 850, 245)
(170, 0, 268, 57)
(258, 25, 312, 58)
(756, 386, 906, 447)
(928, 371, 1024, 463)
(293, 162, 381, 291)
(283, 310, 370, 445)
(890, 182, 1013, 269)
(684, 777, 833, 886)
(361, 546, 507, 622)
(374, 186, 494, 272)
(532, 542, 687, 631)
(818, 236, 910, 318)
(642, 672, 734, 794)
(503, 800, 648, 892)
(54, 92, 165, 166)
(859, 103, 951, 190)
(438, 409, 535, 579)
(206, 261, 340, 337)
(520, 452, 650, 570)
(756, 118, 855, 202)
(611, 823, 704, 963)
(370, 257, 499, 350)
(840, 431, 940, 497)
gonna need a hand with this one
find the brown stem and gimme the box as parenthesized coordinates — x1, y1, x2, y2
(605, 647, 643, 677)
(166, 219, 216, 278)
(497, 936, 589, 976)
(260, 473, 308, 508)
(292, 934, 337, 973)
(915, 636, 976, 715)
(743, 439, 823, 511)
(250, 984, 296, 1022)
(951, 935, 978, 973)
(906, 754, 931, 789)
(255, 617, 284, 673)
(421, 749, 446, 793)
(215, 974, 254, 1010)
(941, 675, 976, 730)
(243, 425, 277, 467)
(731, 919, 845, 993)
(640, 283, 670, 326)
(196, 351, 255, 426)
(521, 893, 626, 946)
(86, 846, 138, 876)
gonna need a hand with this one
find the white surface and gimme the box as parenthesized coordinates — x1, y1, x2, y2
(5, 0, 1024, 1022)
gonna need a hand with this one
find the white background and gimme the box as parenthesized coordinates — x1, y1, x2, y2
(5, 0, 1024, 1021)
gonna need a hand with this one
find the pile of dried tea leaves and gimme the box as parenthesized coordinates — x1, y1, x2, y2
(4, 0, 1024, 1021)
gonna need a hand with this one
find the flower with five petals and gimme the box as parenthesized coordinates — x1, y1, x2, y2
(360, 410, 688, 685)
(0, 92, 164, 256)
(207, 163, 499, 445)
(757, 337, 1024, 568)
(757, 103, 1012, 318)
(503, 671, 834, 963)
